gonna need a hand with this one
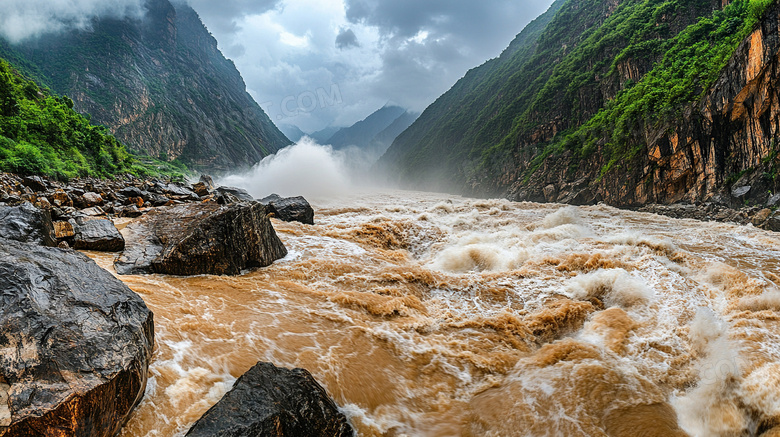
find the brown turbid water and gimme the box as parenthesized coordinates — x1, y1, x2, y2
(85, 190, 780, 436)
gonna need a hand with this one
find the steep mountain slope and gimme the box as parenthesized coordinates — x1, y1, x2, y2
(0, 59, 131, 178)
(382, 0, 779, 207)
(0, 0, 289, 172)
(310, 127, 341, 144)
(278, 124, 307, 143)
(368, 111, 419, 156)
(327, 105, 407, 149)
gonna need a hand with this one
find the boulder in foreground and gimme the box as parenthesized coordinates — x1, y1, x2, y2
(185, 362, 353, 437)
(115, 202, 287, 276)
(0, 238, 154, 436)
(0, 202, 56, 247)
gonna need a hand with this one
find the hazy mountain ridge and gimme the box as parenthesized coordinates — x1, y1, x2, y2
(327, 105, 407, 150)
(0, 0, 290, 172)
(381, 0, 780, 207)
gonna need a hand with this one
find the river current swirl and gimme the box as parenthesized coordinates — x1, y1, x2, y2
(85, 190, 780, 436)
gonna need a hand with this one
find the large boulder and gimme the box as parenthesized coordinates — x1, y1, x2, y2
(115, 202, 287, 276)
(0, 202, 56, 247)
(199, 174, 215, 191)
(215, 186, 254, 202)
(71, 217, 125, 252)
(185, 362, 353, 437)
(150, 182, 199, 201)
(0, 238, 154, 436)
(268, 196, 315, 225)
(81, 192, 104, 207)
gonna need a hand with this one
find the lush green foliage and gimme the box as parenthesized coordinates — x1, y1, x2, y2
(383, 0, 773, 191)
(0, 59, 189, 180)
(561, 0, 772, 178)
(0, 59, 132, 179)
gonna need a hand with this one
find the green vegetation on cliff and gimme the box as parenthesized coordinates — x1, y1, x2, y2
(0, 59, 130, 178)
(381, 0, 774, 195)
(561, 0, 773, 178)
(0, 59, 188, 180)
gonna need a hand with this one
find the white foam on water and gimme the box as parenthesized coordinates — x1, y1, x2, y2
(116, 191, 780, 437)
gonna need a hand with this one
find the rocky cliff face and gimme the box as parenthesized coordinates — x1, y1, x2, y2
(382, 0, 780, 209)
(0, 0, 289, 172)
(507, 0, 780, 208)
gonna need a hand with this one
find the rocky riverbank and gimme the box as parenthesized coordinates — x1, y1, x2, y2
(0, 172, 346, 437)
(634, 201, 780, 231)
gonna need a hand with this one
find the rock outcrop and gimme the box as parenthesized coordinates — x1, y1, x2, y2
(0, 202, 56, 247)
(513, 0, 780, 208)
(267, 196, 315, 225)
(185, 362, 353, 437)
(0, 238, 154, 436)
(215, 186, 254, 202)
(115, 202, 287, 276)
(71, 216, 125, 252)
(380, 0, 780, 213)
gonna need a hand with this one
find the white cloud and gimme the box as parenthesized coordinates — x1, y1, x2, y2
(0, 0, 146, 43)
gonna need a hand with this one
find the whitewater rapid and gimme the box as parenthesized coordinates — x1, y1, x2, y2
(87, 190, 780, 436)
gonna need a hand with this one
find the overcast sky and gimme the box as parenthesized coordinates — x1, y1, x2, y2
(0, 0, 554, 133)
(184, 0, 554, 133)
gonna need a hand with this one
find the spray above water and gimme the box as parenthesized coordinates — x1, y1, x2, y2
(219, 137, 359, 201)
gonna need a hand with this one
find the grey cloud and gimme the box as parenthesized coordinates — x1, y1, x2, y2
(0, 0, 145, 43)
(335, 28, 359, 50)
(341, 0, 554, 114)
(345, 0, 552, 49)
(183, 0, 281, 33)
(186, 0, 557, 131)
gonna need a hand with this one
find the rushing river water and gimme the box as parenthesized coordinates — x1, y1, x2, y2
(86, 190, 780, 436)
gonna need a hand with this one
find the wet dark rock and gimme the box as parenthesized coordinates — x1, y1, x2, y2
(268, 197, 315, 225)
(115, 202, 287, 276)
(185, 362, 353, 437)
(191, 182, 210, 197)
(215, 191, 240, 205)
(118, 187, 145, 199)
(152, 182, 199, 201)
(0, 202, 56, 247)
(3, 194, 21, 206)
(765, 211, 780, 232)
(148, 193, 171, 207)
(215, 186, 254, 202)
(119, 205, 143, 218)
(0, 238, 154, 436)
(82, 192, 104, 207)
(259, 193, 282, 204)
(22, 176, 48, 192)
(71, 217, 125, 252)
(199, 174, 215, 191)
